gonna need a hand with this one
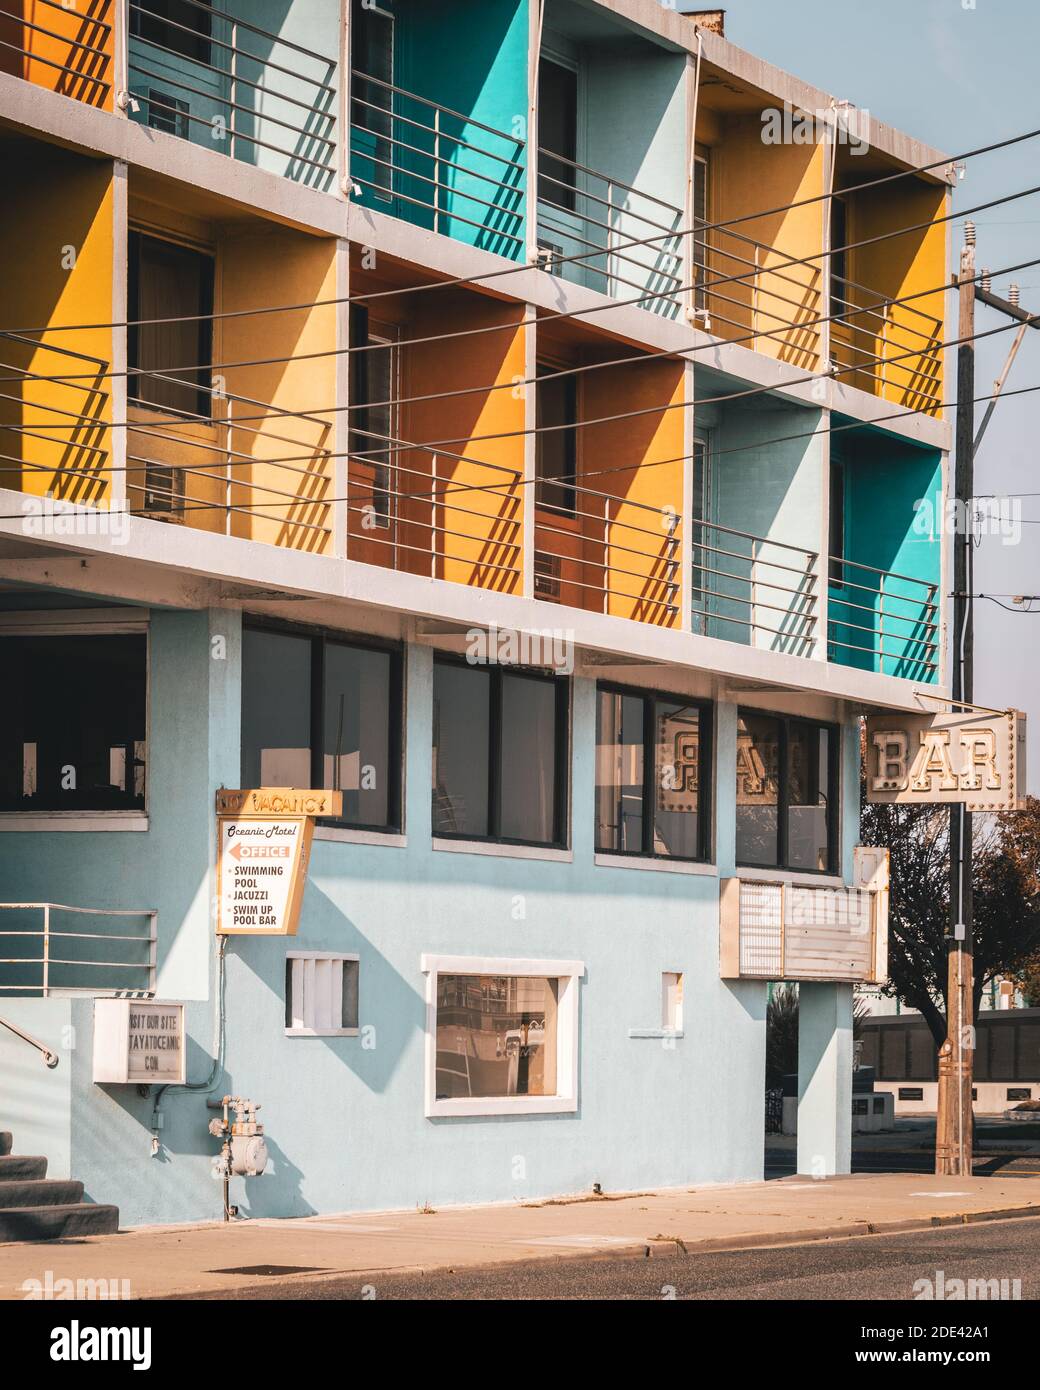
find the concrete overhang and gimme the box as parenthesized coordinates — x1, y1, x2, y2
(0, 489, 949, 715)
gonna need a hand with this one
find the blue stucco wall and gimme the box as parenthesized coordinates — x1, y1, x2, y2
(0, 609, 864, 1225)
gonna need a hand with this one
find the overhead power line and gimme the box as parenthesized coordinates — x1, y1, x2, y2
(8, 123, 1040, 338)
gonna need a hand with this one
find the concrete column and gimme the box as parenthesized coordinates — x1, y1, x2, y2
(797, 981, 853, 1175)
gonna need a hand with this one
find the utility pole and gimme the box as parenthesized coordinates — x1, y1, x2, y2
(933, 235, 1040, 1176)
(935, 225, 975, 1177)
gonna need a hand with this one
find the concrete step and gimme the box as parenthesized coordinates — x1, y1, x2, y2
(0, 1133, 11, 1157)
(0, 1203, 119, 1243)
(0, 1178, 84, 1208)
(0, 1155, 47, 1181)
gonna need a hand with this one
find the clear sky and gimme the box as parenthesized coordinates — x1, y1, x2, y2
(677, 0, 1040, 789)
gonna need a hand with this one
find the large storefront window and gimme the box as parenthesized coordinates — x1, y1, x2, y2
(241, 623, 402, 832)
(735, 712, 837, 873)
(423, 954, 583, 1117)
(432, 659, 568, 848)
(595, 685, 711, 861)
(0, 633, 147, 813)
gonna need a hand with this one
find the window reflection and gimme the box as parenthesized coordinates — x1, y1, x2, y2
(735, 714, 780, 867)
(435, 975, 558, 1100)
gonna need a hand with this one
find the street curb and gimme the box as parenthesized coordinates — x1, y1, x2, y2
(146, 1202, 1040, 1299)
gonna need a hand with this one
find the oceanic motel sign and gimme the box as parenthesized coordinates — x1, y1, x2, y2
(864, 710, 1027, 811)
(216, 788, 343, 935)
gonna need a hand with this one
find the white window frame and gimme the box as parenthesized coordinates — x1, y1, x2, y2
(285, 950, 360, 1037)
(421, 953, 584, 1118)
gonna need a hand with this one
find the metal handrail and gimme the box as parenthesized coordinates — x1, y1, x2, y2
(352, 68, 524, 146)
(127, 0, 338, 183)
(0, 1016, 58, 1069)
(0, 904, 157, 999)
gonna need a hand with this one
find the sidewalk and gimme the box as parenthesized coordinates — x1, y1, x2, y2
(3, 1171, 1040, 1299)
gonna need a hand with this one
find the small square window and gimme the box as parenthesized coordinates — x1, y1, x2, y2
(422, 954, 584, 1117)
(285, 953, 359, 1036)
(662, 972, 683, 1032)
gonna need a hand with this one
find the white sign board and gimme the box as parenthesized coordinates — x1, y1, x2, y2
(93, 999, 186, 1085)
(218, 817, 306, 934)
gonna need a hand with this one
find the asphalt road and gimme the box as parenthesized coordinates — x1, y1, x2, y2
(765, 1148, 1040, 1178)
(171, 1213, 1040, 1302)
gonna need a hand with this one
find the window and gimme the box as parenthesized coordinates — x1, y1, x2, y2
(349, 304, 398, 527)
(241, 624, 402, 832)
(898, 1087, 924, 1102)
(285, 953, 359, 1036)
(691, 433, 712, 622)
(662, 972, 684, 1032)
(128, 230, 214, 416)
(146, 89, 189, 140)
(0, 633, 147, 813)
(535, 363, 577, 513)
(432, 659, 568, 847)
(735, 712, 837, 873)
(595, 686, 710, 862)
(351, 0, 395, 198)
(130, 0, 212, 64)
(422, 954, 583, 1117)
(538, 57, 578, 210)
(693, 145, 710, 310)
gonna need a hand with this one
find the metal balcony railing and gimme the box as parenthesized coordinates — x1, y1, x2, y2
(128, 371, 334, 549)
(127, 0, 337, 189)
(0, 903, 157, 998)
(537, 150, 683, 317)
(828, 554, 940, 679)
(692, 223, 823, 367)
(0, 331, 110, 502)
(689, 519, 819, 656)
(347, 432, 523, 592)
(534, 482, 682, 621)
(0, 0, 113, 107)
(350, 70, 526, 259)
(830, 273, 943, 413)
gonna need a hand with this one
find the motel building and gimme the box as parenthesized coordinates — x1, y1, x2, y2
(0, 2, 951, 1234)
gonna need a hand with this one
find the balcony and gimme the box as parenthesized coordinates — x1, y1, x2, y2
(690, 520, 818, 657)
(534, 479, 682, 624)
(349, 71, 526, 260)
(0, 0, 114, 108)
(827, 555, 939, 683)
(127, 0, 339, 190)
(830, 273, 943, 416)
(535, 2, 687, 319)
(693, 221, 822, 370)
(536, 150, 684, 318)
(348, 0, 528, 259)
(829, 152, 947, 414)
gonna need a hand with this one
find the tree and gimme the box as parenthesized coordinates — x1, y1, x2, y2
(859, 795, 1040, 1048)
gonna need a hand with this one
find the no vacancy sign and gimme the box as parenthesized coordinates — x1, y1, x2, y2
(215, 788, 342, 935)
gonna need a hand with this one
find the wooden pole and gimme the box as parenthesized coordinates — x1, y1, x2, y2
(936, 235, 976, 1176)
